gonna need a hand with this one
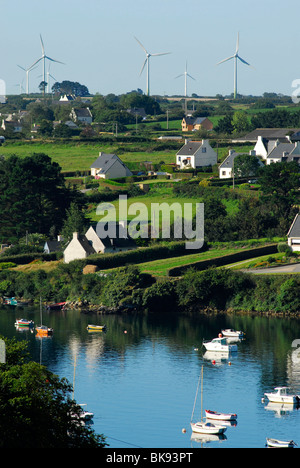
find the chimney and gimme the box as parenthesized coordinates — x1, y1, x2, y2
(73, 232, 79, 240)
(249, 150, 256, 156)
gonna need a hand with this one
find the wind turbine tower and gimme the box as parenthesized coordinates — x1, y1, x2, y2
(175, 61, 195, 97)
(17, 64, 37, 95)
(135, 36, 171, 96)
(217, 33, 252, 99)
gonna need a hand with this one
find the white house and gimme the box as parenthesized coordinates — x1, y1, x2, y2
(266, 141, 300, 165)
(85, 226, 113, 254)
(63, 232, 96, 263)
(70, 107, 93, 124)
(287, 213, 300, 252)
(176, 139, 217, 170)
(90, 152, 133, 179)
(219, 149, 263, 179)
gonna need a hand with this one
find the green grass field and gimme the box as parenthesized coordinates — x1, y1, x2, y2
(0, 141, 179, 172)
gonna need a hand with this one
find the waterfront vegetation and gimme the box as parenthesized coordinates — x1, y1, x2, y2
(0, 336, 107, 448)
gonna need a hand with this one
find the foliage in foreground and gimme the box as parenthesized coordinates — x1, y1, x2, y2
(0, 337, 108, 448)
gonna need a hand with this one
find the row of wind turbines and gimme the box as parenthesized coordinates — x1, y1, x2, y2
(17, 34, 64, 95)
(17, 33, 252, 98)
(135, 32, 253, 98)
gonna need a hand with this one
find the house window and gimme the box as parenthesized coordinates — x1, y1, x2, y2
(202, 147, 206, 153)
(178, 157, 181, 161)
(222, 171, 226, 176)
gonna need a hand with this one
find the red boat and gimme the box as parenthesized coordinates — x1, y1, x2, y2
(46, 302, 66, 311)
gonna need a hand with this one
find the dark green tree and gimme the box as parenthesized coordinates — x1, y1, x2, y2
(0, 153, 76, 242)
(61, 202, 89, 242)
(0, 337, 107, 448)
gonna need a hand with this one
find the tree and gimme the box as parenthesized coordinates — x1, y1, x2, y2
(214, 114, 234, 134)
(232, 111, 251, 134)
(0, 337, 107, 447)
(0, 153, 76, 242)
(61, 202, 89, 242)
(233, 154, 261, 178)
(52, 81, 89, 97)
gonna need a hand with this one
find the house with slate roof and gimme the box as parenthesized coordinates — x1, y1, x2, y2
(266, 141, 300, 165)
(176, 139, 217, 170)
(181, 116, 213, 132)
(70, 107, 93, 124)
(287, 213, 300, 252)
(63, 232, 96, 263)
(90, 152, 133, 179)
(219, 149, 263, 179)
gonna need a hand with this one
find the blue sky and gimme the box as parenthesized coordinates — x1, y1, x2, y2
(1, 0, 300, 97)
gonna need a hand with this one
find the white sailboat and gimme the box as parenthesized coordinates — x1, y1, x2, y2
(190, 366, 227, 435)
(71, 354, 94, 422)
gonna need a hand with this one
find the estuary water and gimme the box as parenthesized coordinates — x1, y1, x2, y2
(1, 305, 300, 449)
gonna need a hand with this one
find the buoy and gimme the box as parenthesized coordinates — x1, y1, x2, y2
(218, 333, 223, 338)
(212, 360, 216, 365)
(228, 361, 232, 366)
(124, 330, 127, 334)
(182, 428, 186, 433)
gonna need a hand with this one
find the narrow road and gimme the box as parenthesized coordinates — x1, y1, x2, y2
(242, 263, 300, 274)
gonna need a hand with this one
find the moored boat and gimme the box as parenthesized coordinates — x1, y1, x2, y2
(191, 421, 227, 435)
(203, 337, 238, 353)
(15, 318, 34, 327)
(264, 387, 300, 405)
(205, 409, 237, 421)
(221, 329, 244, 338)
(266, 438, 297, 448)
(87, 324, 106, 331)
(46, 302, 66, 311)
(36, 325, 53, 336)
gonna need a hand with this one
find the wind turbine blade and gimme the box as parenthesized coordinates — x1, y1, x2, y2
(217, 55, 235, 65)
(175, 74, 184, 79)
(187, 73, 196, 80)
(40, 34, 45, 55)
(238, 55, 251, 66)
(29, 57, 43, 69)
(45, 55, 65, 65)
(236, 32, 239, 54)
(151, 52, 171, 57)
(134, 36, 148, 54)
(139, 58, 147, 75)
(17, 65, 26, 71)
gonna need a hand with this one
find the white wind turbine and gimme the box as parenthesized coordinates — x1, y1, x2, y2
(217, 32, 252, 99)
(30, 34, 64, 93)
(135, 36, 171, 96)
(17, 64, 38, 95)
(175, 61, 195, 97)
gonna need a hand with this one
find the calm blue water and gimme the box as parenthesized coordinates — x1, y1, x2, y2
(1, 305, 300, 449)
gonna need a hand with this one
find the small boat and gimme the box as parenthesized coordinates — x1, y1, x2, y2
(266, 438, 297, 448)
(46, 302, 66, 311)
(191, 421, 227, 435)
(4, 297, 28, 307)
(87, 324, 106, 331)
(78, 404, 94, 421)
(36, 325, 53, 336)
(264, 387, 300, 405)
(203, 337, 238, 353)
(205, 409, 237, 421)
(221, 329, 244, 338)
(15, 318, 34, 327)
(190, 366, 227, 436)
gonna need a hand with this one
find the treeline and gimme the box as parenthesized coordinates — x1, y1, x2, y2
(172, 161, 300, 241)
(1, 264, 299, 315)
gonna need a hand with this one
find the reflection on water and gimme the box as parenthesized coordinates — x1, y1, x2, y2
(0, 305, 300, 448)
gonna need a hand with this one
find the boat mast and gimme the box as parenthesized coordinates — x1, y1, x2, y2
(191, 365, 204, 423)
